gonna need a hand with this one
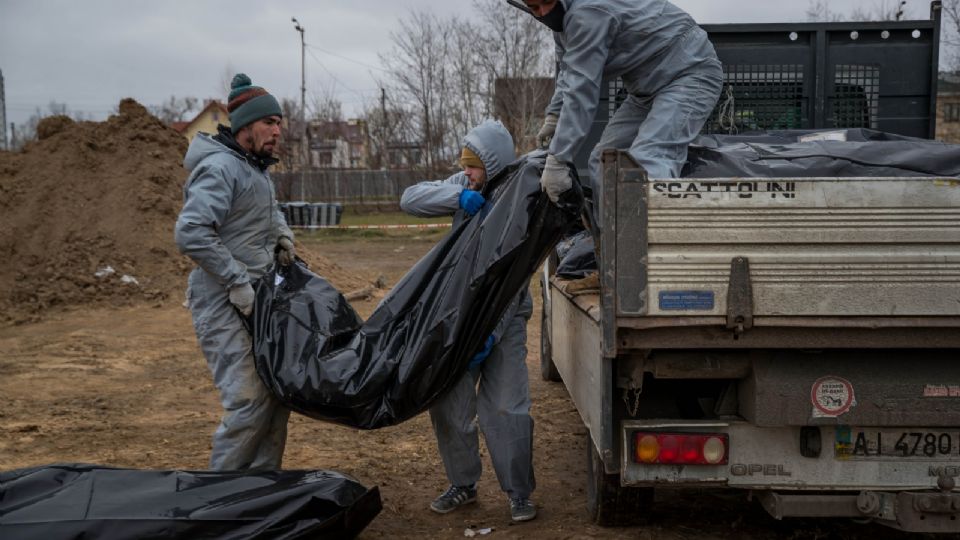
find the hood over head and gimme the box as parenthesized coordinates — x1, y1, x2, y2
(463, 119, 516, 179)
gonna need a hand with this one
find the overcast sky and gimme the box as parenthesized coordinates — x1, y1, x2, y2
(0, 0, 938, 132)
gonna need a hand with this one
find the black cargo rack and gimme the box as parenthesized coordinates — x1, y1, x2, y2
(574, 1, 943, 171)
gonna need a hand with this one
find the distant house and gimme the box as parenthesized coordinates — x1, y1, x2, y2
(385, 142, 425, 169)
(308, 119, 369, 169)
(937, 72, 960, 143)
(171, 100, 230, 141)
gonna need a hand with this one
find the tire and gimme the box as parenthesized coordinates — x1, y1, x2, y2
(586, 432, 654, 526)
(539, 273, 561, 382)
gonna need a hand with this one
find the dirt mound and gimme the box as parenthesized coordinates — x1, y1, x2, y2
(0, 99, 368, 325)
(36, 115, 75, 140)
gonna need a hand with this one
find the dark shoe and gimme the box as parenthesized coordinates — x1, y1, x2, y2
(509, 497, 537, 522)
(430, 484, 477, 514)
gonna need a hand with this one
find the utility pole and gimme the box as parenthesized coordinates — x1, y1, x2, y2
(380, 87, 387, 169)
(292, 17, 307, 201)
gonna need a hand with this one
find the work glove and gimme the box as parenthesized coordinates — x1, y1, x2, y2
(540, 154, 573, 204)
(458, 188, 486, 216)
(469, 335, 496, 370)
(229, 282, 255, 317)
(277, 236, 296, 266)
(537, 113, 558, 149)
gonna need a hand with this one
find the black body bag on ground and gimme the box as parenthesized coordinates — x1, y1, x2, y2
(251, 154, 582, 429)
(0, 463, 381, 539)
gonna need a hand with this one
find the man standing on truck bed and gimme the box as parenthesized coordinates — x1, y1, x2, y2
(400, 120, 538, 522)
(175, 73, 296, 471)
(518, 0, 723, 284)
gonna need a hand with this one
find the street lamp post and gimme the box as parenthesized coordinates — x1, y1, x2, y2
(292, 17, 307, 201)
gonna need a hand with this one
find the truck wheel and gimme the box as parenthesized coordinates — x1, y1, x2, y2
(539, 274, 561, 382)
(586, 432, 653, 526)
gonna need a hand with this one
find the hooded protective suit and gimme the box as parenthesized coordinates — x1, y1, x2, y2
(175, 127, 293, 471)
(400, 120, 536, 500)
(541, 0, 723, 226)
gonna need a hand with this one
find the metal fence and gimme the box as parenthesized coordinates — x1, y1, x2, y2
(272, 169, 452, 205)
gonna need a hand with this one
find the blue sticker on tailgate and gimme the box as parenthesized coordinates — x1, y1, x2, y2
(659, 291, 715, 311)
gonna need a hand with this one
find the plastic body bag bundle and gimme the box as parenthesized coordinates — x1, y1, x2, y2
(0, 464, 381, 539)
(682, 128, 960, 178)
(555, 229, 596, 279)
(252, 154, 582, 429)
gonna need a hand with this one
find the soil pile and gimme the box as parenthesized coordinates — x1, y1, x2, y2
(0, 99, 368, 325)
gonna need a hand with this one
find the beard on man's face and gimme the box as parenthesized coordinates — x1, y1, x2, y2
(242, 132, 274, 158)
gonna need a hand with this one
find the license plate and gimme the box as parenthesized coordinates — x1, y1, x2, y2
(835, 427, 960, 460)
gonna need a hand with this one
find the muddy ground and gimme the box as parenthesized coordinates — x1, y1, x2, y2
(0, 232, 926, 539)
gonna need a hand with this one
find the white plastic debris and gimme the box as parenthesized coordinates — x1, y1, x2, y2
(120, 275, 140, 286)
(94, 266, 116, 279)
(464, 527, 493, 537)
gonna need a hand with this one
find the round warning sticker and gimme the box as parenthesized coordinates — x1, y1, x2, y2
(811, 376, 856, 418)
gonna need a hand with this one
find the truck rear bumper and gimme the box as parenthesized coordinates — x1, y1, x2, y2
(621, 420, 960, 490)
(758, 490, 960, 533)
(620, 420, 960, 532)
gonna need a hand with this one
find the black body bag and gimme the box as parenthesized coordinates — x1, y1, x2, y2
(251, 154, 582, 429)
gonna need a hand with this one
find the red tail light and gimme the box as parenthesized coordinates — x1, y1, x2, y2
(633, 431, 728, 465)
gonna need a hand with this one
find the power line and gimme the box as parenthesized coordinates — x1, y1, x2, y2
(305, 43, 387, 72)
(305, 48, 376, 106)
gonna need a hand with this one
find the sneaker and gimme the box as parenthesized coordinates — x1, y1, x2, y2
(430, 484, 477, 514)
(509, 497, 537, 522)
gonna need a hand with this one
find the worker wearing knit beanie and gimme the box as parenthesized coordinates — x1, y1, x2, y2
(227, 73, 283, 134)
(176, 71, 295, 472)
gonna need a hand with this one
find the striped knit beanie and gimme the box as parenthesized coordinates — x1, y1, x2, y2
(227, 73, 283, 134)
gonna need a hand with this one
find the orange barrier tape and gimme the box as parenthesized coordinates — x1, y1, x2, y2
(292, 223, 452, 230)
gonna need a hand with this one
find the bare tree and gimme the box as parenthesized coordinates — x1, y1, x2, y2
(379, 10, 456, 172)
(10, 101, 82, 149)
(148, 95, 200, 124)
(361, 87, 419, 169)
(943, 0, 960, 70)
(310, 81, 344, 124)
(808, 0, 912, 21)
(472, 0, 554, 151)
(446, 15, 487, 152)
(218, 63, 237, 98)
(806, 0, 842, 21)
(276, 97, 305, 173)
(376, 2, 554, 170)
(850, 0, 911, 21)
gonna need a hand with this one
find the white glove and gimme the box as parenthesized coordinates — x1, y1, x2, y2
(537, 113, 558, 149)
(229, 282, 255, 317)
(277, 236, 296, 266)
(540, 154, 573, 204)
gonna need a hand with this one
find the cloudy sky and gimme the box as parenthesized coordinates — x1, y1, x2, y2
(0, 0, 937, 132)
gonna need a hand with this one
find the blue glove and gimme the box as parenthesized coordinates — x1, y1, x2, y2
(458, 188, 485, 216)
(469, 335, 496, 369)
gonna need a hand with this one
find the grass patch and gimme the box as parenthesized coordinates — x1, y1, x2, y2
(292, 210, 451, 242)
(339, 210, 449, 227)
(299, 227, 449, 242)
